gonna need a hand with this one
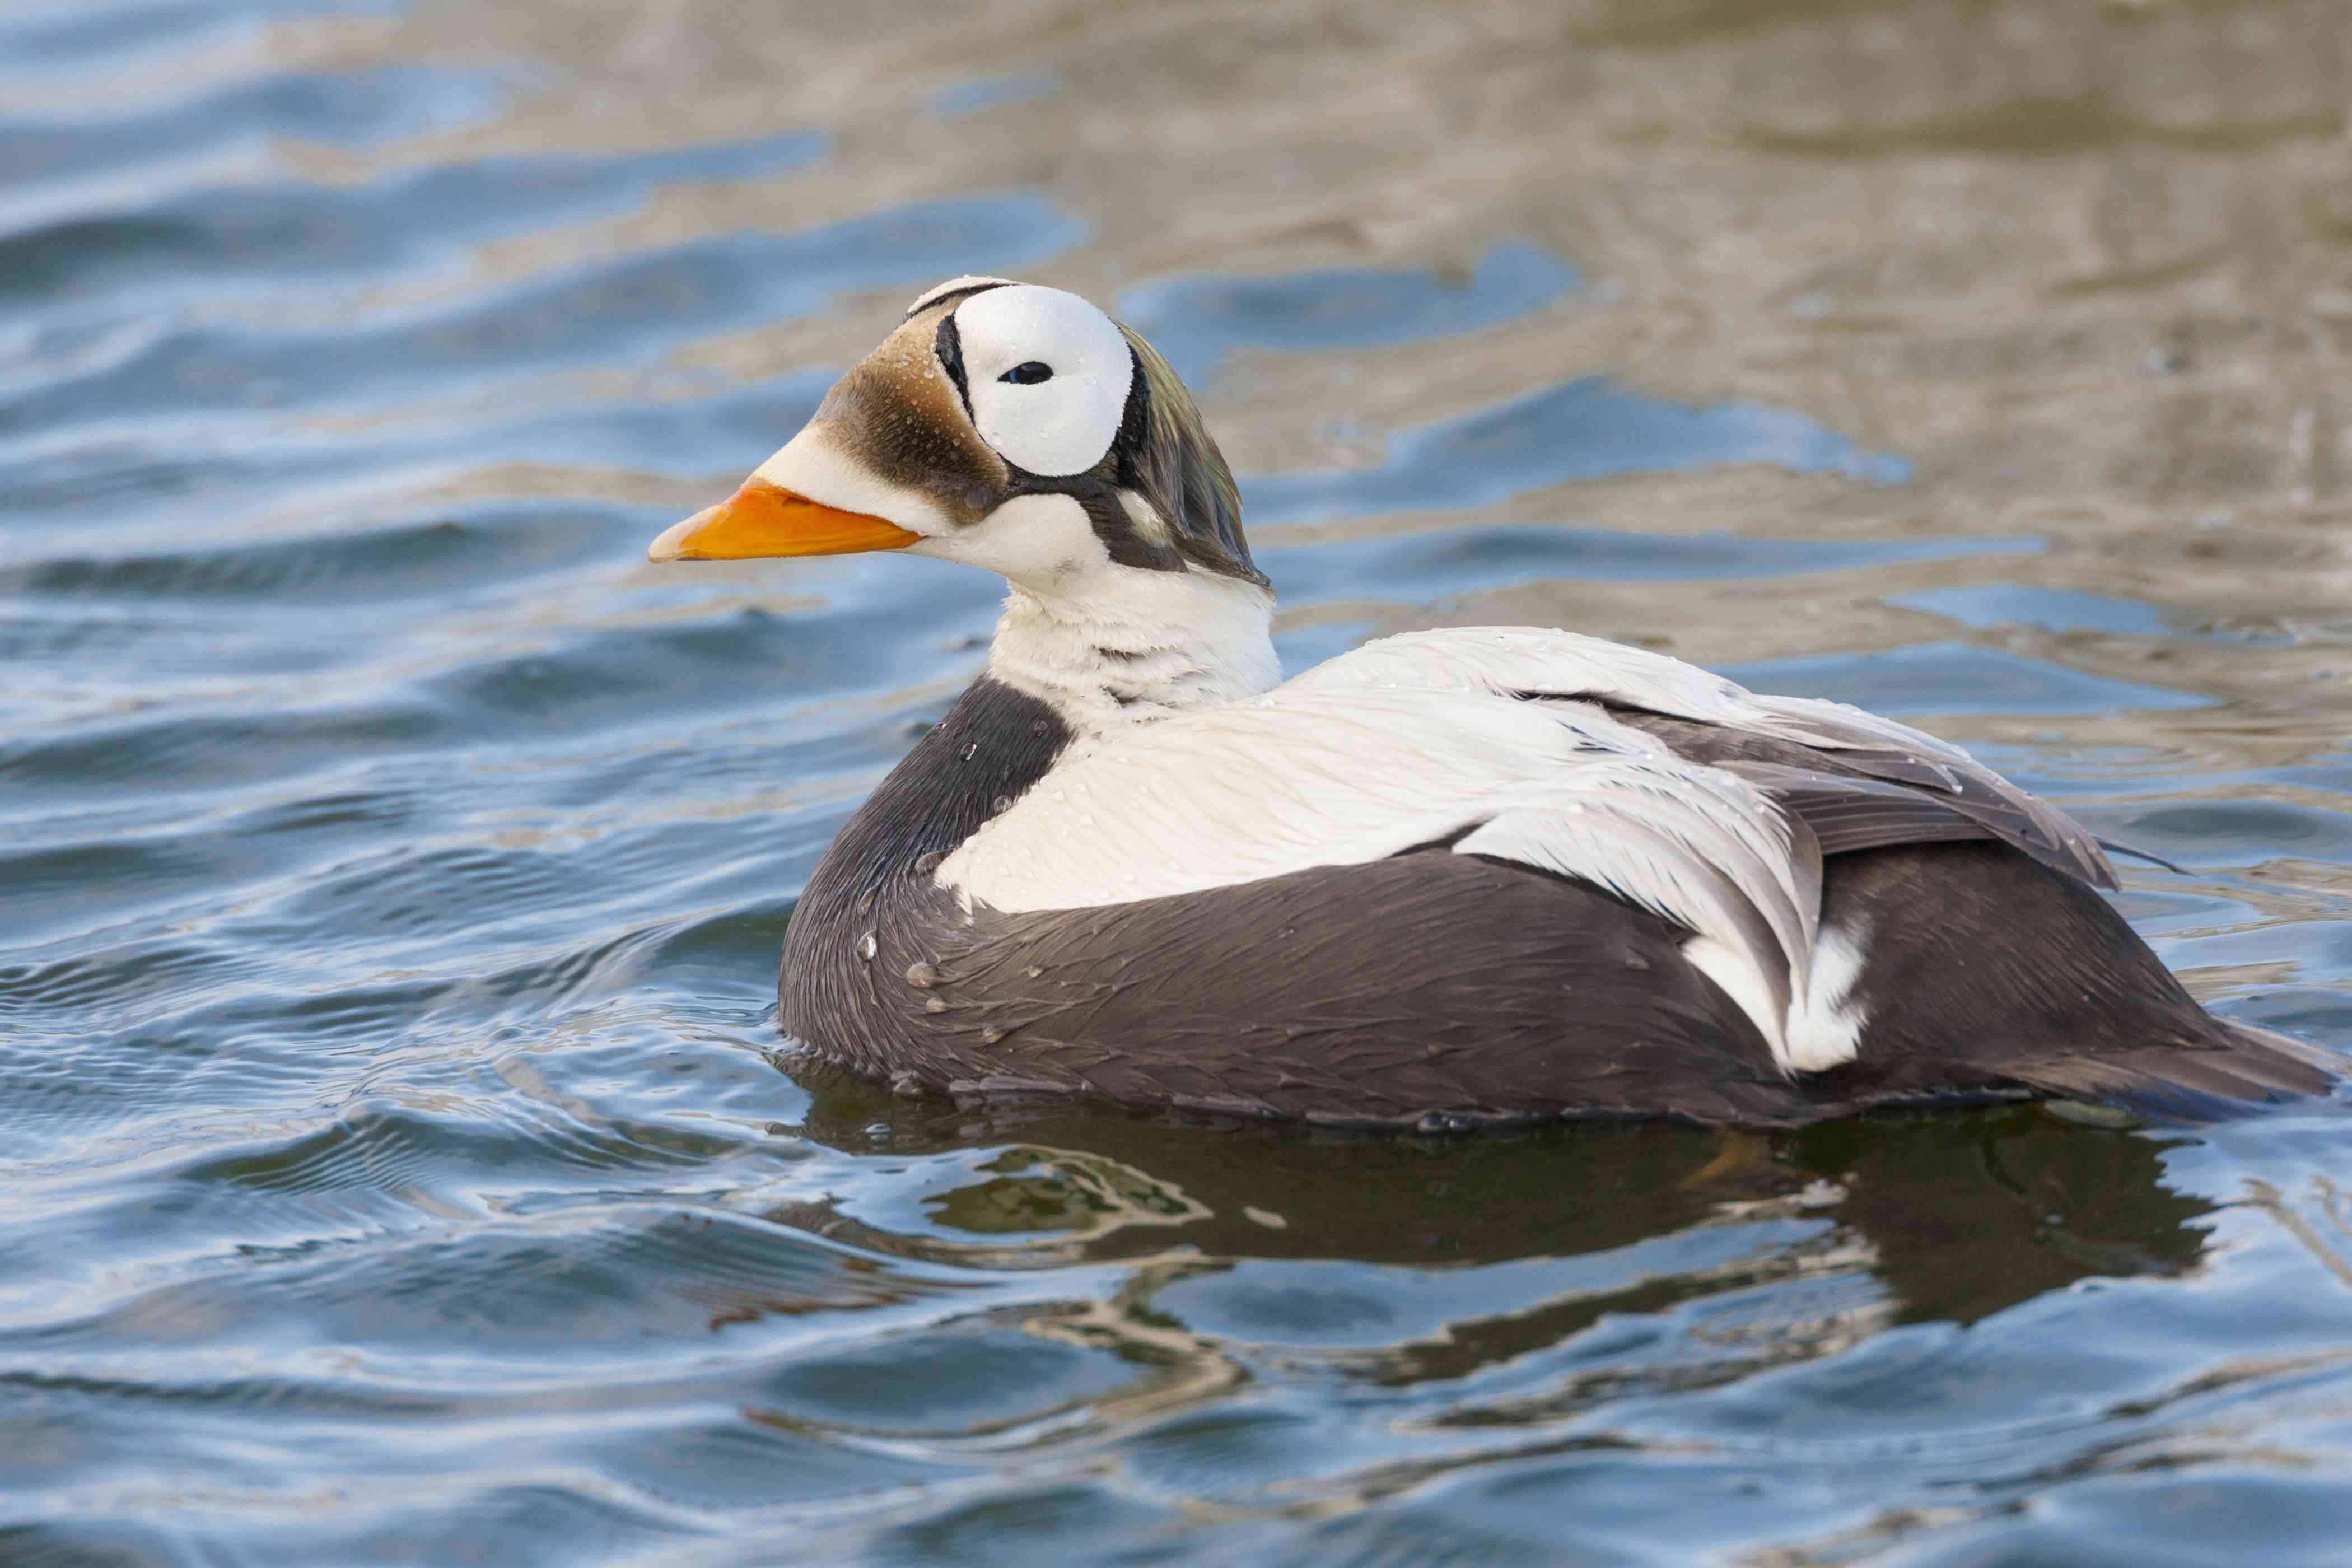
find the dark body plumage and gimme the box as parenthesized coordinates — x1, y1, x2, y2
(779, 678, 2333, 1128)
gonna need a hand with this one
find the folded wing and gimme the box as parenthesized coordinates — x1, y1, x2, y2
(1294, 627, 2116, 889)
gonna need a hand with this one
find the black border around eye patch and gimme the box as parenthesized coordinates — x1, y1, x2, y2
(934, 314, 973, 418)
(904, 279, 1013, 320)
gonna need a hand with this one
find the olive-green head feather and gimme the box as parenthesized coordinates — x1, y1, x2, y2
(1111, 324, 1266, 588)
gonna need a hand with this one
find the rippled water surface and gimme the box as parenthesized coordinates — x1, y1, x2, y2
(9, 2, 2352, 1562)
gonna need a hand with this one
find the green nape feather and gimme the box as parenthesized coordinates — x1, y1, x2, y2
(1116, 324, 1267, 587)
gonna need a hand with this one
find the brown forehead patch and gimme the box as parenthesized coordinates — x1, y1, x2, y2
(809, 305, 1010, 526)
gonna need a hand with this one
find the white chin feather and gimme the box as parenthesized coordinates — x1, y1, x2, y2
(912, 492, 1102, 583)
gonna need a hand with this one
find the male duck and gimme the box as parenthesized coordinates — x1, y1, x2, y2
(648, 276, 2334, 1128)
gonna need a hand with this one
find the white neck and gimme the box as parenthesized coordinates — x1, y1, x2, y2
(986, 566, 1280, 738)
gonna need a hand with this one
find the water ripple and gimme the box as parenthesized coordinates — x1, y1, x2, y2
(3, 3, 2351, 1564)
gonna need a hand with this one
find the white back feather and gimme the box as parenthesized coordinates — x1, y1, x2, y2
(1290, 626, 1975, 760)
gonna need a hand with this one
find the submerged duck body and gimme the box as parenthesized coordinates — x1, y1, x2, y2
(651, 276, 2334, 1127)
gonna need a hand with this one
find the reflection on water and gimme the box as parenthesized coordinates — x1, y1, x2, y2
(794, 1071, 2214, 1322)
(4, 0, 2352, 1561)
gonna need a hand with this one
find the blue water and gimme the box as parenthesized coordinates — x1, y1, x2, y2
(6, 4, 2352, 1563)
(1118, 241, 1584, 385)
(1242, 373, 1913, 525)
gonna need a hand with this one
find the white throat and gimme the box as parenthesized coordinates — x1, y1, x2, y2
(986, 565, 1278, 738)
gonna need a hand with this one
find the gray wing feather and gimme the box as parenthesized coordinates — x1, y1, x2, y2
(1716, 762, 2008, 859)
(1740, 698, 2116, 888)
(1560, 693, 2113, 889)
(1300, 628, 2121, 891)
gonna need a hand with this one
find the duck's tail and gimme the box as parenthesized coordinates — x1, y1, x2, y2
(2010, 1018, 2342, 1122)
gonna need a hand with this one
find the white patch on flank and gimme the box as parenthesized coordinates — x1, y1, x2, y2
(955, 284, 1134, 477)
(1783, 918, 1872, 1071)
(1682, 936, 1790, 1065)
(751, 423, 957, 536)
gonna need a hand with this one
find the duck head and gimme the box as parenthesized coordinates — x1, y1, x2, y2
(650, 277, 1277, 727)
(650, 277, 1262, 589)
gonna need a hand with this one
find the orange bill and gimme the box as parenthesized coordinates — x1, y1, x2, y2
(646, 478, 920, 562)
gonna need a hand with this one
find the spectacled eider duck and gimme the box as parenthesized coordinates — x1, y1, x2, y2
(647, 276, 2337, 1128)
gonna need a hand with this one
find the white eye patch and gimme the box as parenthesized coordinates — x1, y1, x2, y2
(955, 284, 1133, 477)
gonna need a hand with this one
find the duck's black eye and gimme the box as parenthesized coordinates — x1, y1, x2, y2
(1000, 361, 1053, 385)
